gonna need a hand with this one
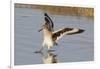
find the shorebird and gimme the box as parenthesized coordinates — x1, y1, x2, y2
(38, 13, 85, 51)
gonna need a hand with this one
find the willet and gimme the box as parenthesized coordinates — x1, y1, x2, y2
(38, 13, 85, 51)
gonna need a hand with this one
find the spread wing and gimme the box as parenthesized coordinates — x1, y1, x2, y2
(44, 13, 54, 31)
(52, 27, 85, 42)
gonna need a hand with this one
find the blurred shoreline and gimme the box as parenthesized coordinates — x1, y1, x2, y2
(15, 3, 94, 17)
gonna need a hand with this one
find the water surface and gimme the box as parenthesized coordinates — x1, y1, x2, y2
(14, 8, 94, 65)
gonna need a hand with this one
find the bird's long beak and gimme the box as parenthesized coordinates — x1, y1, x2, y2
(38, 28, 43, 32)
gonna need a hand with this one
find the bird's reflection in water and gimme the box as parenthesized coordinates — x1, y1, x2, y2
(35, 51, 58, 64)
(43, 52, 58, 64)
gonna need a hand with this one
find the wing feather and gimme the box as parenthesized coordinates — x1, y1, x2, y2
(52, 28, 84, 42)
(44, 13, 54, 29)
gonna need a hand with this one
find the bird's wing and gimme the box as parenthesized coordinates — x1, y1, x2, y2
(44, 13, 54, 29)
(52, 27, 84, 42)
(45, 16, 50, 23)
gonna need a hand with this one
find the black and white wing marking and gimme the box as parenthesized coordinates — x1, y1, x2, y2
(45, 16, 50, 24)
(44, 16, 53, 31)
(52, 27, 85, 41)
(44, 13, 54, 30)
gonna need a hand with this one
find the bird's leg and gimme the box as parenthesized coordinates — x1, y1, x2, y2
(36, 41, 45, 52)
(34, 43, 44, 53)
(34, 47, 43, 53)
(39, 46, 43, 52)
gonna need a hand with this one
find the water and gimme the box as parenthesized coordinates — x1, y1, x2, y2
(14, 8, 94, 65)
